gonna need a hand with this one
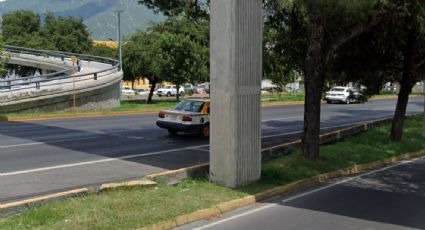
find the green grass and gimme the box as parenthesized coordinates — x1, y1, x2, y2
(0, 100, 178, 119)
(0, 95, 306, 119)
(1, 116, 424, 229)
(261, 93, 305, 102)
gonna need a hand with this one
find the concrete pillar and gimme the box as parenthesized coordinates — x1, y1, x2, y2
(210, 0, 263, 187)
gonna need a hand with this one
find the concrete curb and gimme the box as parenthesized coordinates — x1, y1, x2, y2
(2, 95, 417, 122)
(0, 114, 421, 214)
(0, 178, 156, 215)
(140, 148, 425, 230)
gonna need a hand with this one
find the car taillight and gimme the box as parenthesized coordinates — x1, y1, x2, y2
(182, 115, 192, 121)
(158, 111, 165, 118)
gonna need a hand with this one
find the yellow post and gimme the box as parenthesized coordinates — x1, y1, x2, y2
(71, 56, 78, 109)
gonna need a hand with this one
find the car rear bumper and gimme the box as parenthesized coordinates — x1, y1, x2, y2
(156, 121, 203, 133)
(325, 96, 347, 102)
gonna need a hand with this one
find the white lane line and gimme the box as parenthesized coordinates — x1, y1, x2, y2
(262, 123, 356, 139)
(0, 144, 209, 176)
(194, 156, 424, 230)
(261, 116, 302, 123)
(0, 136, 99, 149)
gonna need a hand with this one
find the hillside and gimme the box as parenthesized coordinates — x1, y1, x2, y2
(0, 0, 164, 40)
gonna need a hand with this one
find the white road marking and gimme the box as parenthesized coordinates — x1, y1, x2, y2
(0, 136, 99, 149)
(261, 116, 302, 122)
(0, 144, 210, 176)
(193, 157, 424, 230)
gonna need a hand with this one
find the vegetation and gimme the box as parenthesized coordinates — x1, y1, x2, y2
(2, 10, 92, 53)
(1, 115, 423, 229)
(122, 17, 209, 103)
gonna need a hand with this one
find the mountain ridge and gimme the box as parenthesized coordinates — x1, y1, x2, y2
(0, 0, 164, 40)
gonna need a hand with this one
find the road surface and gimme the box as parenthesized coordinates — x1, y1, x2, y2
(178, 155, 425, 230)
(0, 97, 423, 203)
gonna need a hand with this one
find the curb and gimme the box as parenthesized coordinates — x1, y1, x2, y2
(2, 95, 417, 122)
(0, 114, 421, 213)
(0, 178, 157, 214)
(140, 148, 425, 230)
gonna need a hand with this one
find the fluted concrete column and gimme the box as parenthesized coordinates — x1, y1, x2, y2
(210, 0, 262, 187)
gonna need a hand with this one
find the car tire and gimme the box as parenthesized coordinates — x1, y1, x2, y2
(345, 98, 350, 104)
(189, 91, 194, 96)
(168, 130, 178, 136)
(326, 100, 331, 104)
(180, 92, 185, 97)
(200, 123, 210, 138)
(166, 92, 171, 97)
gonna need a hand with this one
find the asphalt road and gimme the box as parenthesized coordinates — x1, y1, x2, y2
(0, 97, 423, 203)
(178, 156, 425, 230)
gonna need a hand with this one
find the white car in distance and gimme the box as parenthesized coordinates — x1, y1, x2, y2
(156, 85, 185, 97)
(122, 86, 135, 96)
(325, 87, 353, 104)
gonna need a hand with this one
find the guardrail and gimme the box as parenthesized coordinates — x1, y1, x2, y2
(0, 45, 119, 93)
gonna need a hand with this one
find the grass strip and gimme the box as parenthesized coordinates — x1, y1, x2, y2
(1, 115, 424, 229)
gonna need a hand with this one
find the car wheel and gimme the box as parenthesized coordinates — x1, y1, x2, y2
(345, 98, 350, 104)
(189, 91, 194, 96)
(168, 130, 178, 136)
(326, 100, 331, 104)
(180, 92, 185, 97)
(200, 124, 210, 138)
(166, 92, 171, 97)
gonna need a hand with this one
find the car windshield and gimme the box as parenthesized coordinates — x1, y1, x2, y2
(165, 86, 173, 89)
(331, 88, 345, 92)
(174, 100, 205, 113)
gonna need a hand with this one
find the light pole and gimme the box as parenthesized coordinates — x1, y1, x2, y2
(116, 10, 123, 71)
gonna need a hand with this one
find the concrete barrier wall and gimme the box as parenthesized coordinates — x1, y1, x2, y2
(0, 51, 122, 113)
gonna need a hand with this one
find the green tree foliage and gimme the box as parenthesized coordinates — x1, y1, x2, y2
(138, 0, 209, 19)
(40, 13, 92, 53)
(91, 45, 118, 59)
(122, 17, 209, 103)
(264, 0, 397, 159)
(2, 10, 92, 53)
(1, 10, 41, 47)
(156, 31, 208, 101)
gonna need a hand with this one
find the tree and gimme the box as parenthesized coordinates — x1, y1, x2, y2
(2, 10, 92, 53)
(156, 31, 208, 101)
(138, 0, 209, 19)
(1, 10, 44, 48)
(122, 31, 161, 104)
(265, 0, 396, 159)
(390, 0, 425, 141)
(40, 13, 92, 53)
(90, 45, 118, 59)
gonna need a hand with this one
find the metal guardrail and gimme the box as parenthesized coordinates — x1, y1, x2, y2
(0, 45, 119, 93)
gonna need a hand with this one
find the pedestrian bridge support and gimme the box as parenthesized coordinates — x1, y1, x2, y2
(210, 0, 263, 187)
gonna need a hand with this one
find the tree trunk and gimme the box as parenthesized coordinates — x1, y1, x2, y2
(423, 81, 425, 138)
(147, 78, 157, 104)
(176, 83, 180, 102)
(422, 80, 425, 137)
(302, 19, 326, 160)
(390, 32, 415, 141)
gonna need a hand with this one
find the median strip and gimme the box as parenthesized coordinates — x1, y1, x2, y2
(0, 115, 423, 230)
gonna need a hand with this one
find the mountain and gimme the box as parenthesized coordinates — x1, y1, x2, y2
(0, 0, 164, 40)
